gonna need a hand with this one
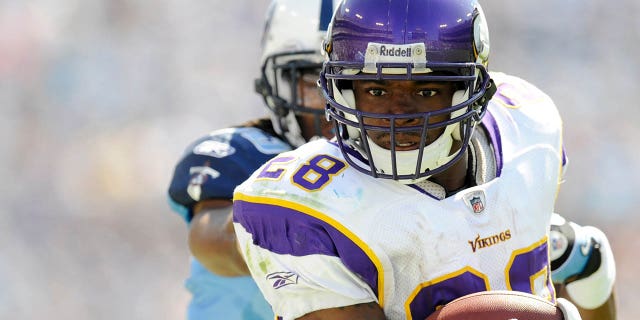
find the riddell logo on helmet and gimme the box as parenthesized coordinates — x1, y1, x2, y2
(379, 45, 412, 57)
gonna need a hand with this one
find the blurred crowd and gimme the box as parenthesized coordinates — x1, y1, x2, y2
(0, 1, 637, 319)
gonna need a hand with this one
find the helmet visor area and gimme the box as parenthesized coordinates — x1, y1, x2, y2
(257, 50, 325, 117)
(257, 50, 336, 142)
(320, 61, 492, 180)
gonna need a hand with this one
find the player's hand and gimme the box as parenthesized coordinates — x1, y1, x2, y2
(550, 215, 606, 285)
(550, 214, 615, 310)
(556, 298, 582, 320)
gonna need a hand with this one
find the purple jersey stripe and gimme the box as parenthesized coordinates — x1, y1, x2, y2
(233, 195, 383, 304)
(481, 110, 504, 177)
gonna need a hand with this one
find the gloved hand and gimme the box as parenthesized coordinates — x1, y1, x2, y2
(557, 298, 582, 320)
(549, 214, 616, 310)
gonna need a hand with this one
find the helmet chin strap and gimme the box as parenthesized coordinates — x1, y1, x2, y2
(333, 84, 467, 184)
(281, 112, 307, 147)
(268, 106, 307, 147)
(363, 129, 457, 184)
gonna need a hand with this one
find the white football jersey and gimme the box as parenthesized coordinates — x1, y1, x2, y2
(233, 72, 565, 320)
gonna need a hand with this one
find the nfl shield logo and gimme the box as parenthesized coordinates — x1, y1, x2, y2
(464, 190, 486, 215)
(470, 197, 484, 214)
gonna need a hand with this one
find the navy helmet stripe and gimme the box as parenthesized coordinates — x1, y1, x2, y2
(319, 0, 333, 31)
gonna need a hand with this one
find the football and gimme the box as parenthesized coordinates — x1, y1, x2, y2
(425, 290, 564, 320)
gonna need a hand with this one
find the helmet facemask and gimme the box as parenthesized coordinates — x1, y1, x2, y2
(320, 0, 494, 183)
(255, 0, 338, 146)
(322, 61, 493, 183)
(255, 50, 326, 147)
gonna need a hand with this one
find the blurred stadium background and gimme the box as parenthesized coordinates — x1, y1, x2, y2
(1, 1, 637, 319)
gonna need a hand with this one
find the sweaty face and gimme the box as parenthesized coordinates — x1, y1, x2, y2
(352, 80, 457, 151)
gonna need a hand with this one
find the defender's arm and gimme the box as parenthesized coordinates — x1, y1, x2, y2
(550, 213, 617, 320)
(189, 199, 249, 277)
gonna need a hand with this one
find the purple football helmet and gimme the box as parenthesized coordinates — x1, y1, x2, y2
(320, 0, 495, 183)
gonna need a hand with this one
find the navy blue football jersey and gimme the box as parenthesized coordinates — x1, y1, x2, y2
(168, 124, 291, 223)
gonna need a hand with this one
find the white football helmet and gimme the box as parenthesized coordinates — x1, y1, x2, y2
(255, 0, 339, 147)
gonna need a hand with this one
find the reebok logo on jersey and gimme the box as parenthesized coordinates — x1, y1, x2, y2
(468, 229, 512, 253)
(266, 271, 299, 289)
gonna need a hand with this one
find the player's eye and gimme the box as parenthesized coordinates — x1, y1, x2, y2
(417, 89, 437, 97)
(368, 89, 387, 96)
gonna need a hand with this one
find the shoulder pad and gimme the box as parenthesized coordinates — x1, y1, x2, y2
(168, 127, 291, 221)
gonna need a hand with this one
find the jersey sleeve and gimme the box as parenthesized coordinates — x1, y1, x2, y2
(233, 195, 379, 319)
(167, 127, 290, 223)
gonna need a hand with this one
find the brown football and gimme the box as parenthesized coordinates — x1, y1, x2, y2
(425, 290, 564, 320)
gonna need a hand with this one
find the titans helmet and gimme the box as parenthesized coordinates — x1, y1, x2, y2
(320, 0, 495, 183)
(255, 0, 339, 147)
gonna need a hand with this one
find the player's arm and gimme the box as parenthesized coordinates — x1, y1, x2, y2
(234, 190, 385, 319)
(295, 302, 386, 320)
(189, 199, 249, 277)
(168, 127, 291, 276)
(555, 283, 616, 320)
(549, 213, 617, 320)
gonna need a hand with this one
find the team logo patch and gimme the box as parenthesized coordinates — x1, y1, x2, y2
(549, 230, 568, 260)
(187, 165, 220, 201)
(193, 140, 236, 158)
(463, 190, 486, 214)
(267, 271, 299, 289)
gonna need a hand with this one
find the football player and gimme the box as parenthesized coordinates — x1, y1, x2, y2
(167, 1, 336, 319)
(232, 0, 616, 319)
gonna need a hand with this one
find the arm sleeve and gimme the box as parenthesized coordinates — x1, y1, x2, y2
(232, 196, 380, 319)
(235, 222, 376, 320)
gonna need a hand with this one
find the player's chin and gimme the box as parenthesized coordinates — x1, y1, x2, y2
(424, 291, 564, 320)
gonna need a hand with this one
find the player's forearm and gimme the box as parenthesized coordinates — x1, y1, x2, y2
(188, 203, 250, 277)
(556, 284, 617, 320)
(189, 228, 249, 276)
